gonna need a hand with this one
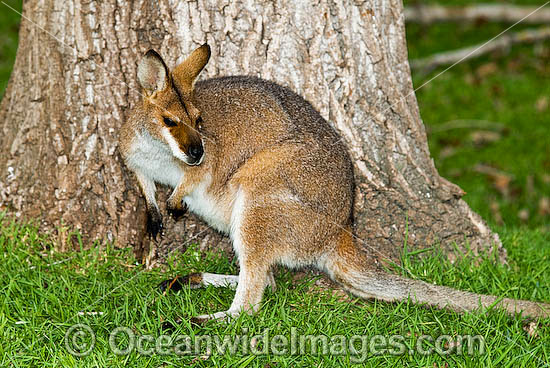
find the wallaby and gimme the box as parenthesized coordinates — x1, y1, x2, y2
(119, 44, 550, 323)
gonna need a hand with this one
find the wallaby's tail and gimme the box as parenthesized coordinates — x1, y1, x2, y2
(324, 228, 550, 318)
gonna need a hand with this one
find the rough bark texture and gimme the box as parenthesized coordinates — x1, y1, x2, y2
(0, 0, 504, 266)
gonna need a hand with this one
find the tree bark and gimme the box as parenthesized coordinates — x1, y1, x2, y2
(0, 0, 505, 266)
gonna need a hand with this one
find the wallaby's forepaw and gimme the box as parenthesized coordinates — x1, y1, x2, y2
(146, 210, 163, 240)
(167, 202, 187, 220)
(158, 273, 204, 293)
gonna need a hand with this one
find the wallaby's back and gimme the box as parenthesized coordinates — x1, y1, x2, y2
(194, 76, 354, 222)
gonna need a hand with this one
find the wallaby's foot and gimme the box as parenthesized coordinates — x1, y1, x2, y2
(160, 264, 274, 325)
(159, 272, 239, 293)
(160, 310, 239, 331)
(160, 311, 239, 331)
(191, 309, 242, 324)
(146, 210, 163, 240)
(167, 201, 187, 220)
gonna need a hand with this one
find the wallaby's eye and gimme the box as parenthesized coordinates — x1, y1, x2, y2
(163, 117, 177, 127)
(196, 116, 203, 130)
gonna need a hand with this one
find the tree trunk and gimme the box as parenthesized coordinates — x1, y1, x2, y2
(0, 0, 505, 266)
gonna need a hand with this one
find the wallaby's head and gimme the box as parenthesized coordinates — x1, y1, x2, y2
(136, 44, 210, 166)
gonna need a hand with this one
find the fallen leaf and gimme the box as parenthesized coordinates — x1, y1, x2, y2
(476, 62, 498, 78)
(77, 311, 104, 316)
(506, 58, 522, 72)
(469, 130, 501, 146)
(474, 164, 513, 198)
(523, 320, 539, 338)
(439, 146, 457, 159)
(448, 169, 463, 178)
(250, 336, 259, 350)
(464, 72, 476, 85)
(539, 197, 550, 216)
(535, 96, 549, 112)
(490, 84, 503, 96)
(474, 164, 514, 198)
(518, 209, 529, 223)
(190, 355, 210, 364)
(534, 42, 550, 58)
(526, 175, 535, 198)
(492, 175, 512, 197)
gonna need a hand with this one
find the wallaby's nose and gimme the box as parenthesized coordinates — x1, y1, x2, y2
(188, 144, 204, 163)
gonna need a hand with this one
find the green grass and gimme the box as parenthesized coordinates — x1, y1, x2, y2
(1, 0, 550, 366)
(0, 0, 22, 98)
(406, 7, 550, 229)
(1, 215, 549, 367)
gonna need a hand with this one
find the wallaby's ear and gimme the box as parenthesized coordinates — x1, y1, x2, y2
(172, 43, 211, 94)
(137, 49, 169, 96)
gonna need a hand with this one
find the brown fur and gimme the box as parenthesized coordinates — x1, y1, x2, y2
(120, 45, 550, 321)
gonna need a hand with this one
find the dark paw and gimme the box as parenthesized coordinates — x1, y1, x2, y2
(158, 273, 203, 293)
(146, 210, 163, 240)
(158, 276, 185, 293)
(167, 202, 187, 220)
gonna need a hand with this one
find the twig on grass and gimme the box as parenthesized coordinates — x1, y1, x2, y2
(405, 4, 550, 24)
(410, 27, 550, 72)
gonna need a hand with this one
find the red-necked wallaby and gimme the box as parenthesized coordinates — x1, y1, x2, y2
(119, 44, 550, 323)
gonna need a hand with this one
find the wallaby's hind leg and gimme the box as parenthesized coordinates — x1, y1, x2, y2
(160, 268, 275, 329)
(159, 272, 247, 330)
(191, 260, 272, 323)
(191, 199, 278, 323)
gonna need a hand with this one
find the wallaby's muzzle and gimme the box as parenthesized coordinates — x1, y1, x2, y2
(187, 143, 204, 165)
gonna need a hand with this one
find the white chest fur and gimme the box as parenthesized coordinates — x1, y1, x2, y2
(184, 174, 231, 234)
(127, 131, 231, 235)
(126, 130, 184, 188)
